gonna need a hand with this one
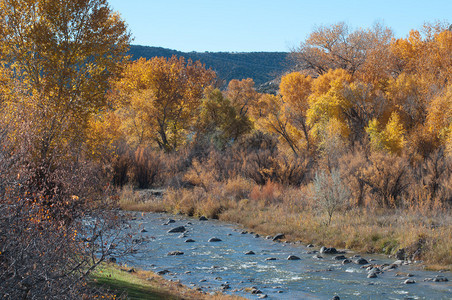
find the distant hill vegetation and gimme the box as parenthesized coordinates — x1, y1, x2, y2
(128, 45, 289, 87)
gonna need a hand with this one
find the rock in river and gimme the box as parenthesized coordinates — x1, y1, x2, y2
(208, 237, 222, 242)
(168, 226, 186, 233)
(168, 251, 184, 256)
(287, 255, 301, 260)
(272, 233, 285, 241)
(245, 251, 255, 255)
(199, 216, 208, 221)
(354, 257, 369, 265)
(320, 246, 338, 254)
(185, 239, 196, 243)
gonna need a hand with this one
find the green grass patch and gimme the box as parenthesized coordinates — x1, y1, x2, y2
(90, 264, 180, 300)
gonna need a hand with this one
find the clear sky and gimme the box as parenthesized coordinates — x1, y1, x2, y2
(108, 0, 452, 52)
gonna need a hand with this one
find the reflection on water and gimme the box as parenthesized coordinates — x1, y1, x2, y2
(115, 212, 452, 299)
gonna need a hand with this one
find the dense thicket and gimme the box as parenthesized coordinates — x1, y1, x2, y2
(110, 22, 452, 211)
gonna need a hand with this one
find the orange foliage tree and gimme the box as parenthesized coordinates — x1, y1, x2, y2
(112, 56, 216, 152)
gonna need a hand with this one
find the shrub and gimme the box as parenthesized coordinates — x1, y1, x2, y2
(311, 169, 350, 225)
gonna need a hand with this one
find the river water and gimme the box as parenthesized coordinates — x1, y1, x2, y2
(115, 212, 451, 299)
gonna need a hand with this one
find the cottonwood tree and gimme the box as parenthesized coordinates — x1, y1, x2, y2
(113, 56, 216, 152)
(0, 0, 131, 162)
(292, 22, 393, 78)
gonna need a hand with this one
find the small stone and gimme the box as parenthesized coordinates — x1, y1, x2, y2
(354, 258, 369, 265)
(167, 219, 176, 223)
(272, 233, 285, 241)
(251, 288, 262, 294)
(306, 244, 314, 248)
(241, 231, 248, 234)
(342, 259, 352, 264)
(313, 254, 323, 259)
(199, 216, 208, 221)
(168, 226, 186, 233)
(367, 272, 378, 278)
(265, 257, 277, 261)
(157, 270, 170, 275)
(167, 251, 184, 256)
(287, 255, 301, 260)
(140, 228, 147, 233)
(331, 296, 340, 300)
(320, 246, 338, 254)
(258, 295, 268, 299)
(245, 251, 255, 255)
(404, 279, 415, 284)
(127, 268, 136, 273)
(185, 271, 191, 274)
(266, 236, 273, 240)
(333, 255, 347, 260)
(185, 239, 195, 243)
(208, 237, 222, 242)
(254, 234, 260, 238)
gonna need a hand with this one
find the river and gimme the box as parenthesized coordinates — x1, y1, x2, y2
(114, 212, 451, 299)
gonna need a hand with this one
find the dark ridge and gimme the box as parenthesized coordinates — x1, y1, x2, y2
(128, 45, 289, 87)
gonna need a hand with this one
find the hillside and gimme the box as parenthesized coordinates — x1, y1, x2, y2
(128, 45, 289, 87)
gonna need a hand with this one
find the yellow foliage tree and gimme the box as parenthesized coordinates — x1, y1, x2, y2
(256, 93, 302, 156)
(279, 72, 312, 150)
(0, 0, 131, 161)
(366, 111, 406, 155)
(112, 56, 216, 152)
(426, 85, 452, 154)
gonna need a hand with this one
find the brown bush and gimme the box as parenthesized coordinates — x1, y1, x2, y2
(361, 152, 410, 208)
(130, 146, 164, 189)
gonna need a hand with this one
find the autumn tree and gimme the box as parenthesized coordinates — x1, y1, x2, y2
(113, 56, 215, 152)
(292, 22, 393, 77)
(0, 0, 131, 162)
(279, 72, 313, 151)
(196, 88, 252, 148)
(226, 78, 260, 119)
(256, 93, 302, 156)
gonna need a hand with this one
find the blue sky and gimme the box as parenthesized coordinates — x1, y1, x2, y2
(108, 0, 452, 52)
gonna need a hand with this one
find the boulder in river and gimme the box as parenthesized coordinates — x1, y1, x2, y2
(333, 255, 347, 260)
(199, 216, 208, 221)
(245, 251, 255, 255)
(367, 272, 378, 278)
(320, 246, 338, 254)
(157, 269, 170, 275)
(354, 257, 369, 265)
(208, 237, 222, 242)
(167, 251, 184, 256)
(272, 233, 285, 241)
(287, 255, 301, 260)
(331, 296, 340, 300)
(342, 259, 352, 264)
(404, 279, 415, 284)
(168, 226, 186, 233)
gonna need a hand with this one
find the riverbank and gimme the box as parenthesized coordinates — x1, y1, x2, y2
(90, 263, 243, 299)
(119, 186, 452, 271)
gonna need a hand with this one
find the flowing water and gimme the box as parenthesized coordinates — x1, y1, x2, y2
(115, 212, 451, 299)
